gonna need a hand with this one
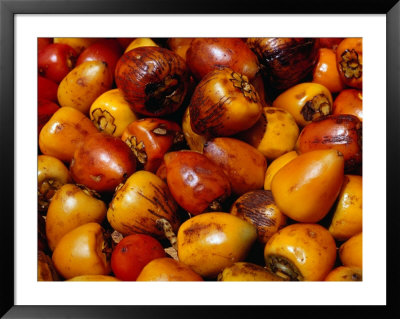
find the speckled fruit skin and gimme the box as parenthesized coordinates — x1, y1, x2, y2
(264, 223, 337, 281)
(177, 212, 257, 278)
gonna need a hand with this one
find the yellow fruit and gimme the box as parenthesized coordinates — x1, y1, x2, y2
(177, 212, 257, 278)
(271, 149, 344, 223)
(89, 88, 138, 137)
(217, 262, 284, 281)
(264, 151, 298, 190)
(329, 175, 362, 241)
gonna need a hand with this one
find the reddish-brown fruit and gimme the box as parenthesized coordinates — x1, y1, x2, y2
(186, 38, 260, 81)
(121, 118, 183, 173)
(70, 132, 136, 193)
(115, 46, 189, 116)
(163, 150, 231, 215)
(296, 114, 362, 172)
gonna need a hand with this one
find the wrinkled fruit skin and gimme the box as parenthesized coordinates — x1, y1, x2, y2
(189, 68, 262, 137)
(107, 170, 180, 238)
(230, 190, 287, 244)
(115, 46, 189, 116)
(247, 38, 320, 91)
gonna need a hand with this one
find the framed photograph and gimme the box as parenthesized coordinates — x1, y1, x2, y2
(1, 0, 399, 317)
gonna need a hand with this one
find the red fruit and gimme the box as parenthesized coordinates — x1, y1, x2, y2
(38, 38, 52, 54)
(70, 132, 136, 193)
(111, 234, 166, 281)
(38, 76, 59, 103)
(76, 39, 123, 79)
(38, 43, 78, 83)
(38, 99, 60, 136)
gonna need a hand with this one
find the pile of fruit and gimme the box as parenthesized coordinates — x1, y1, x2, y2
(37, 37, 362, 282)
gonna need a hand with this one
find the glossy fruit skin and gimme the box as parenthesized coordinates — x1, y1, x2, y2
(324, 266, 362, 281)
(111, 234, 166, 281)
(295, 114, 362, 172)
(177, 212, 257, 278)
(38, 99, 60, 136)
(136, 257, 204, 281)
(38, 76, 59, 102)
(182, 106, 207, 153)
(239, 106, 299, 160)
(186, 38, 260, 81)
(67, 275, 120, 281)
(271, 149, 344, 223)
(38, 155, 71, 212)
(189, 68, 262, 137)
(38, 43, 78, 83)
(107, 170, 180, 238)
(57, 60, 113, 115)
(52, 222, 112, 279)
(264, 151, 298, 190)
(115, 46, 189, 116)
(45, 184, 107, 251)
(272, 82, 333, 127)
(246, 38, 320, 90)
(328, 175, 362, 241)
(163, 151, 231, 215)
(89, 88, 138, 137)
(333, 89, 363, 121)
(76, 39, 123, 79)
(39, 107, 98, 163)
(121, 118, 183, 173)
(53, 38, 99, 55)
(70, 132, 137, 193)
(312, 48, 344, 93)
(217, 262, 284, 281)
(167, 38, 194, 61)
(339, 232, 362, 269)
(230, 190, 287, 244)
(336, 38, 362, 89)
(264, 223, 337, 281)
(124, 38, 158, 53)
(203, 137, 267, 195)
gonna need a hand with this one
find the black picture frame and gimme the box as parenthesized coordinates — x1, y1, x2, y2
(1, 0, 399, 318)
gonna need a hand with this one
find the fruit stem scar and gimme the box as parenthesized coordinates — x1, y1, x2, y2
(265, 254, 304, 281)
